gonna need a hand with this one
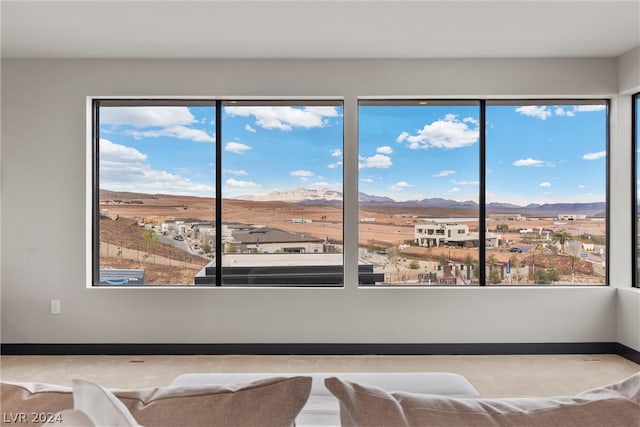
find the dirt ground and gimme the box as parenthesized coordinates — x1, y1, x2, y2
(101, 194, 606, 254)
(100, 193, 606, 285)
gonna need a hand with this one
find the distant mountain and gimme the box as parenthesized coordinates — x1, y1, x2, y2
(400, 197, 479, 209)
(486, 202, 524, 211)
(522, 202, 606, 215)
(358, 192, 396, 204)
(235, 188, 605, 215)
(99, 189, 159, 200)
(236, 188, 343, 203)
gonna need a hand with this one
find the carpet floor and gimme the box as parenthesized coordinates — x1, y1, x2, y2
(1, 354, 638, 397)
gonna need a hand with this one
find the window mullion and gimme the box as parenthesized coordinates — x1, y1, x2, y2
(215, 100, 222, 287)
(479, 100, 486, 286)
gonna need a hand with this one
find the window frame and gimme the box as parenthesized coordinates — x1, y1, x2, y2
(633, 93, 640, 288)
(357, 98, 610, 287)
(485, 99, 610, 287)
(90, 98, 345, 288)
(89, 96, 610, 288)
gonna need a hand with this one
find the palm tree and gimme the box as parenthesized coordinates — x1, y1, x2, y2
(552, 230, 572, 254)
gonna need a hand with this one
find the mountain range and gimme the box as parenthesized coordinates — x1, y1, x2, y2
(236, 188, 606, 215)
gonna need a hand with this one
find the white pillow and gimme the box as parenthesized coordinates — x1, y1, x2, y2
(72, 379, 140, 427)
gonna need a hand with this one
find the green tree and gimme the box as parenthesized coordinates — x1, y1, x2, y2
(552, 230, 572, 254)
(487, 253, 497, 272)
(438, 253, 447, 267)
(142, 229, 157, 263)
(387, 247, 401, 282)
(496, 223, 509, 232)
(534, 268, 559, 284)
(488, 268, 502, 284)
(533, 269, 551, 284)
(408, 260, 420, 270)
(463, 254, 474, 281)
(510, 254, 522, 284)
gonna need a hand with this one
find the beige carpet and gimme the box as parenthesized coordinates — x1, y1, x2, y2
(1, 354, 638, 397)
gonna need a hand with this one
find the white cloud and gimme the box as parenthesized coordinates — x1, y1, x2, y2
(517, 104, 605, 120)
(452, 180, 479, 185)
(290, 170, 314, 177)
(100, 106, 196, 128)
(361, 178, 374, 183)
(583, 150, 606, 160)
(539, 182, 552, 187)
(390, 181, 412, 191)
(100, 106, 216, 143)
(359, 154, 392, 169)
(377, 146, 393, 154)
(329, 148, 343, 169)
(100, 138, 147, 163)
(396, 114, 478, 150)
(225, 178, 260, 189)
(515, 106, 552, 120)
(578, 184, 587, 189)
(463, 117, 479, 125)
(306, 181, 343, 192)
(225, 106, 340, 131)
(126, 125, 214, 143)
(396, 132, 410, 143)
(99, 138, 214, 197)
(245, 124, 256, 133)
(513, 158, 545, 167)
(223, 169, 249, 176)
(225, 142, 252, 154)
(450, 187, 461, 192)
(574, 105, 606, 112)
(554, 107, 575, 117)
(433, 170, 455, 177)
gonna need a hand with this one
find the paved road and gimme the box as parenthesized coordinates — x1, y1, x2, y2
(158, 235, 190, 252)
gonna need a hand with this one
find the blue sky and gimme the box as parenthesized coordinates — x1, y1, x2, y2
(99, 102, 607, 205)
(99, 104, 343, 198)
(360, 103, 607, 205)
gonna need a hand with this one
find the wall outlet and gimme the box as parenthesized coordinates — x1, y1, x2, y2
(50, 299, 61, 315)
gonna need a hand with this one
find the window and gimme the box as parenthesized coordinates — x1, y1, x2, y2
(218, 101, 344, 286)
(358, 101, 480, 285)
(486, 101, 608, 285)
(93, 98, 608, 287)
(358, 100, 608, 286)
(634, 94, 640, 287)
(92, 99, 344, 287)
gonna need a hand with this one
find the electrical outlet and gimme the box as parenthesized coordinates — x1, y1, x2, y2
(50, 299, 61, 315)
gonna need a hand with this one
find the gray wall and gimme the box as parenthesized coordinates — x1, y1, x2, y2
(615, 46, 640, 350)
(1, 57, 637, 349)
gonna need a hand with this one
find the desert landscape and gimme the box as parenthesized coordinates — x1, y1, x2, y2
(97, 190, 607, 286)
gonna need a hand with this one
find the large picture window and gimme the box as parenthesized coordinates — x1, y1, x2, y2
(486, 101, 608, 285)
(93, 98, 607, 287)
(358, 101, 480, 286)
(92, 99, 344, 286)
(358, 100, 608, 286)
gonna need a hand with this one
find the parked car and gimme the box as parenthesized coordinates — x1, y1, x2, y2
(173, 235, 184, 241)
(510, 247, 523, 253)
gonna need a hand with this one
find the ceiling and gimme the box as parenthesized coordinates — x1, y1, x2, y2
(1, 0, 639, 59)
